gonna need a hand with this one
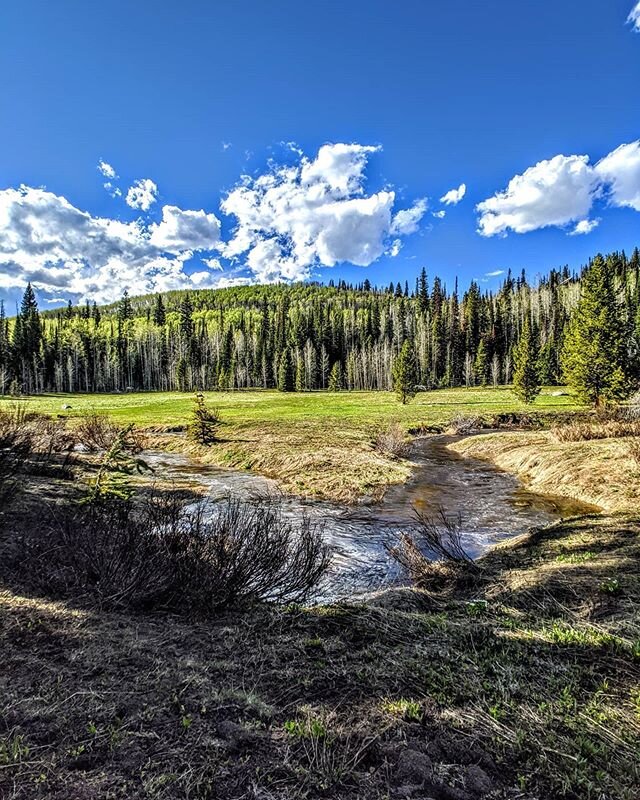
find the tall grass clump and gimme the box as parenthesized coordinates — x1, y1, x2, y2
(386, 507, 478, 594)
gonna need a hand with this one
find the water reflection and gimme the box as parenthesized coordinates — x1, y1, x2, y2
(143, 435, 597, 602)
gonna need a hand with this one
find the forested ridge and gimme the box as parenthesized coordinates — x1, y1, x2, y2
(2, 247, 639, 395)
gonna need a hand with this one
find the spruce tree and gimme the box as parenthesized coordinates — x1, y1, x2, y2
(295, 356, 305, 392)
(153, 294, 166, 326)
(393, 339, 418, 404)
(474, 339, 489, 387)
(562, 255, 631, 406)
(277, 349, 294, 392)
(13, 283, 42, 392)
(328, 361, 343, 391)
(513, 315, 540, 404)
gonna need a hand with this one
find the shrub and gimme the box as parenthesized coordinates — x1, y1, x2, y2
(447, 414, 485, 435)
(31, 491, 331, 613)
(0, 404, 76, 502)
(386, 507, 478, 591)
(76, 412, 146, 453)
(373, 423, 409, 459)
(75, 412, 119, 451)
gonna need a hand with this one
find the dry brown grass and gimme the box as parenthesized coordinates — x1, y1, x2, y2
(450, 430, 640, 512)
(153, 420, 412, 504)
(551, 419, 640, 442)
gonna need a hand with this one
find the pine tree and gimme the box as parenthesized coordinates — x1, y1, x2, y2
(295, 355, 305, 392)
(474, 339, 489, 387)
(393, 339, 418, 404)
(188, 392, 220, 445)
(13, 283, 42, 392)
(513, 315, 540, 404)
(328, 361, 343, 391)
(277, 349, 294, 392)
(117, 290, 132, 322)
(562, 255, 631, 406)
(153, 294, 166, 326)
(418, 268, 429, 316)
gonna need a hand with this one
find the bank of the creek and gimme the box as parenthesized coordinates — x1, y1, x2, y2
(143, 434, 599, 601)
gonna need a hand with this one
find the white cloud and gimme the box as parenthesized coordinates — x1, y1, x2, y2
(389, 239, 402, 257)
(391, 198, 428, 235)
(98, 160, 117, 179)
(484, 269, 505, 277)
(149, 205, 220, 253)
(628, 2, 640, 31)
(126, 178, 158, 212)
(570, 219, 600, 236)
(477, 140, 640, 237)
(0, 185, 222, 303)
(432, 210, 446, 219)
(203, 257, 223, 271)
(440, 183, 466, 205)
(595, 141, 640, 211)
(220, 142, 425, 283)
(476, 155, 600, 236)
(103, 182, 122, 198)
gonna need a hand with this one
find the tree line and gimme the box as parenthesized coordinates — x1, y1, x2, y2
(1, 246, 639, 406)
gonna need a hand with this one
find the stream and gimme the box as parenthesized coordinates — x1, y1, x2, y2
(143, 435, 595, 602)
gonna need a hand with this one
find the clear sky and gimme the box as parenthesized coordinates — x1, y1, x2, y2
(1, 0, 639, 307)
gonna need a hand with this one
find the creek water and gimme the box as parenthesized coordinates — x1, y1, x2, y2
(143, 435, 595, 601)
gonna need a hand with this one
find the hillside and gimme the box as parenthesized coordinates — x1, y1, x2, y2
(2, 247, 639, 396)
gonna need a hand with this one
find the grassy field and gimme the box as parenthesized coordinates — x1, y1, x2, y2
(2, 387, 583, 502)
(6, 386, 581, 427)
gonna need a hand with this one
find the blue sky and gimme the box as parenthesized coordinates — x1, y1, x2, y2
(1, 0, 639, 306)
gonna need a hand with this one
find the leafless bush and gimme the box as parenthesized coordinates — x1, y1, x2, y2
(75, 412, 146, 453)
(447, 414, 485, 434)
(0, 405, 76, 501)
(488, 411, 540, 429)
(32, 491, 332, 613)
(386, 507, 478, 591)
(624, 391, 640, 422)
(551, 419, 640, 442)
(373, 422, 410, 459)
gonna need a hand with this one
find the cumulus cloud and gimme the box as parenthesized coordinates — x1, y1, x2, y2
(570, 219, 600, 236)
(220, 142, 426, 283)
(477, 141, 640, 237)
(391, 198, 428, 235)
(126, 178, 158, 211)
(149, 205, 220, 253)
(440, 183, 466, 205)
(477, 155, 600, 236)
(0, 185, 222, 302)
(595, 141, 640, 211)
(97, 160, 117, 179)
(628, 2, 640, 31)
